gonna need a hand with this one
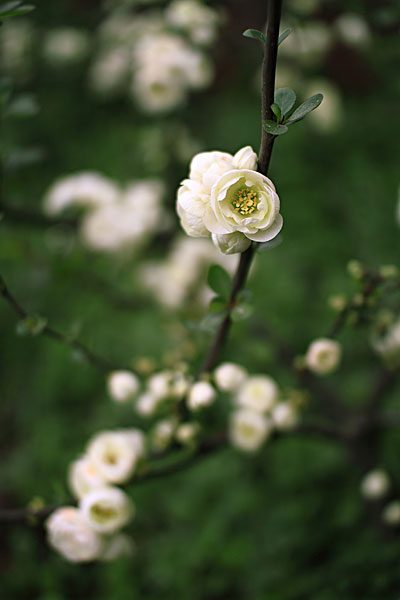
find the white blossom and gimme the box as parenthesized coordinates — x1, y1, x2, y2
(89, 47, 131, 96)
(230, 408, 272, 452)
(107, 370, 140, 404)
(360, 469, 390, 500)
(80, 486, 134, 534)
(211, 232, 251, 255)
(87, 429, 145, 484)
(175, 422, 199, 445)
(166, 0, 220, 46)
(214, 362, 248, 392)
(151, 418, 177, 451)
(135, 392, 159, 417)
(382, 501, 400, 526)
(271, 403, 298, 431)
(304, 80, 342, 132)
(46, 507, 103, 562)
(43, 172, 119, 215)
(187, 381, 216, 411)
(372, 318, 400, 368)
(334, 13, 370, 48)
(236, 375, 279, 414)
(42, 28, 90, 66)
(305, 338, 341, 375)
(68, 455, 106, 500)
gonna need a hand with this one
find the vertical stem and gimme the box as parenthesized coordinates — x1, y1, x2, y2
(201, 0, 283, 373)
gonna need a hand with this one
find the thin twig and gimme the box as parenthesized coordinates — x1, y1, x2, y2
(0, 273, 124, 373)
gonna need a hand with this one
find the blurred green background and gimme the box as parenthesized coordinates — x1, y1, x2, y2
(1, 0, 400, 598)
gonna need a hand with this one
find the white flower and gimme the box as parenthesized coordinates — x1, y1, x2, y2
(334, 13, 370, 48)
(271, 403, 298, 431)
(236, 375, 279, 414)
(230, 408, 272, 452)
(175, 422, 199, 445)
(305, 338, 341, 375)
(87, 429, 145, 484)
(360, 469, 390, 500)
(151, 418, 177, 452)
(232, 146, 257, 170)
(107, 370, 140, 404)
(46, 507, 103, 562)
(43, 28, 90, 66)
(135, 392, 159, 417)
(207, 169, 283, 243)
(80, 486, 134, 534)
(372, 318, 400, 368)
(43, 172, 119, 215)
(211, 232, 251, 255)
(214, 362, 248, 392)
(99, 533, 136, 561)
(304, 80, 342, 133)
(68, 455, 106, 500)
(187, 381, 216, 411)
(147, 370, 174, 400)
(89, 47, 131, 96)
(382, 501, 400, 526)
(166, 0, 220, 46)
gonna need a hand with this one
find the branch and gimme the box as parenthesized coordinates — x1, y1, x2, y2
(0, 273, 125, 373)
(201, 0, 283, 373)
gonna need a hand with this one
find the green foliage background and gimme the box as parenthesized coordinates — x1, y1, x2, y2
(1, 0, 400, 598)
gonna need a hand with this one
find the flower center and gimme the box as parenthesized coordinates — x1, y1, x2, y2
(231, 187, 258, 215)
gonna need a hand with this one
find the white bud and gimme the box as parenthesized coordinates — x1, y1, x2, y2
(87, 429, 145, 484)
(360, 469, 390, 500)
(135, 392, 159, 417)
(175, 422, 199, 445)
(232, 145, 258, 170)
(46, 507, 103, 562)
(68, 455, 106, 500)
(211, 232, 251, 255)
(236, 375, 279, 414)
(107, 371, 140, 403)
(305, 338, 341, 375)
(187, 381, 216, 411)
(147, 370, 174, 400)
(80, 486, 134, 534)
(230, 409, 272, 452)
(382, 501, 400, 526)
(151, 418, 177, 452)
(214, 362, 248, 392)
(272, 403, 298, 431)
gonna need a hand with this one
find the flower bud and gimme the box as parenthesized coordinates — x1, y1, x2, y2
(360, 469, 390, 500)
(305, 338, 341, 375)
(271, 403, 298, 431)
(236, 375, 279, 413)
(382, 501, 400, 526)
(211, 232, 251, 255)
(80, 486, 134, 534)
(151, 418, 177, 451)
(175, 422, 200, 445)
(232, 146, 258, 170)
(107, 371, 140, 404)
(214, 362, 247, 392)
(187, 381, 216, 411)
(46, 507, 103, 562)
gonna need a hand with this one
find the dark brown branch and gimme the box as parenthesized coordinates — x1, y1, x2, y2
(0, 273, 124, 373)
(201, 0, 283, 373)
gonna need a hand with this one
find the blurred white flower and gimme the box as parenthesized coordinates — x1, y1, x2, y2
(236, 375, 279, 414)
(305, 338, 341, 375)
(230, 408, 272, 452)
(372, 318, 400, 368)
(360, 469, 390, 500)
(89, 47, 131, 96)
(43, 172, 119, 215)
(87, 429, 145, 484)
(187, 381, 216, 411)
(135, 392, 159, 417)
(382, 501, 400, 526)
(43, 28, 91, 66)
(334, 13, 370, 48)
(107, 370, 140, 403)
(211, 232, 251, 255)
(80, 486, 134, 534)
(46, 507, 103, 562)
(271, 402, 298, 431)
(279, 22, 331, 65)
(99, 533, 136, 561)
(214, 362, 248, 392)
(304, 80, 342, 132)
(68, 455, 106, 500)
(1, 19, 34, 81)
(166, 0, 220, 46)
(151, 418, 177, 451)
(175, 422, 199, 445)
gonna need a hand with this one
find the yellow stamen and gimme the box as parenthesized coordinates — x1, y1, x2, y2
(231, 187, 258, 215)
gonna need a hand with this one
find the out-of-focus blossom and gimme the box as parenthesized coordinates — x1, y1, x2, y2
(42, 28, 91, 66)
(187, 381, 216, 411)
(304, 80, 342, 132)
(150, 418, 177, 451)
(236, 375, 279, 414)
(80, 486, 134, 534)
(360, 469, 390, 500)
(271, 402, 298, 431)
(230, 408, 272, 452)
(68, 455, 106, 500)
(214, 362, 248, 392)
(334, 13, 370, 48)
(166, 0, 221, 46)
(1, 19, 34, 81)
(43, 172, 119, 215)
(87, 429, 145, 484)
(107, 370, 140, 403)
(305, 338, 341, 375)
(46, 507, 103, 562)
(372, 318, 400, 368)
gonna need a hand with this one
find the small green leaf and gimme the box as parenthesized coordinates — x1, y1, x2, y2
(264, 120, 288, 136)
(198, 310, 228, 333)
(286, 93, 323, 125)
(274, 88, 296, 117)
(243, 28, 265, 44)
(231, 302, 253, 322)
(271, 103, 282, 122)
(207, 264, 231, 298)
(16, 315, 47, 337)
(258, 235, 283, 252)
(0, 1, 35, 18)
(278, 28, 292, 46)
(237, 289, 253, 303)
(209, 296, 227, 313)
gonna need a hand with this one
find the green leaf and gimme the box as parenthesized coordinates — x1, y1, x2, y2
(264, 120, 288, 136)
(207, 264, 231, 298)
(274, 88, 296, 117)
(0, 1, 35, 18)
(16, 315, 47, 337)
(271, 103, 282, 122)
(278, 28, 292, 46)
(198, 310, 228, 333)
(242, 29, 265, 44)
(237, 289, 253, 303)
(231, 302, 253, 322)
(286, 93, 323, 125)
(258, 235, 283, 252)
(5, 95, 39, 118)
(209, 296, 227, 313)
